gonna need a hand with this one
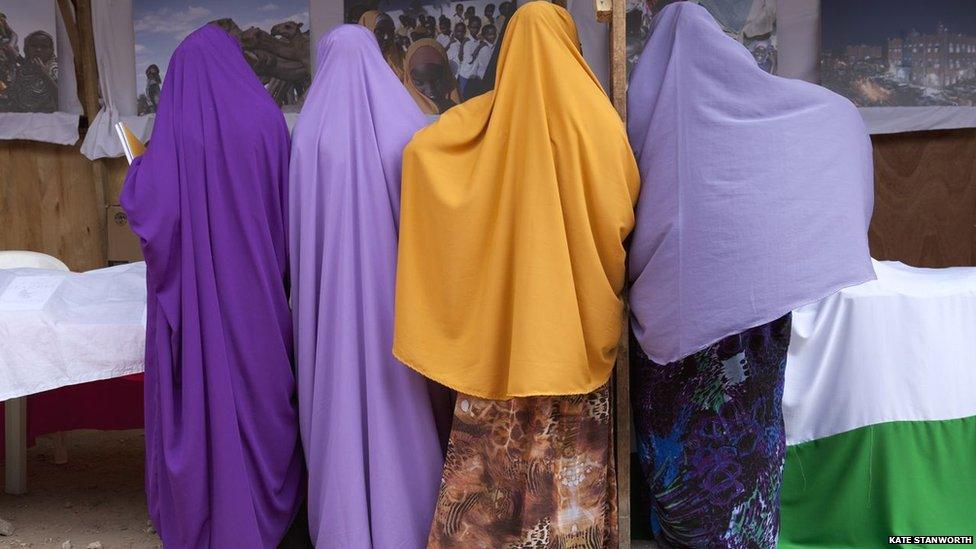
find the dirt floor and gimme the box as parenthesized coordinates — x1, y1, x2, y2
(0, 429, 160, 548)
(0, 429, 659, 549)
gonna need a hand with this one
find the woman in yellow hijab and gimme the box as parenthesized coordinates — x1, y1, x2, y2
(402, 38, 461, 115)
(394, 2, 639, 546)
(358, 10, 405, 79)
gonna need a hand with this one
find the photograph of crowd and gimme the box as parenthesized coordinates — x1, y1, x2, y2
(821, 0, 976, 107)
(134, 0, 310, 115)
(626, 0, 776, 75)
(0, 5, 59, 113)
(345, 0, 512, 113)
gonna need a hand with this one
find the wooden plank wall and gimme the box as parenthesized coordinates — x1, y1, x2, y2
(0, 141, 105, 271)
(2, 130, 975, 269)
(3, 130, 975, 269)
(0, 140, 128, 272)
(870, 128, 976, 268)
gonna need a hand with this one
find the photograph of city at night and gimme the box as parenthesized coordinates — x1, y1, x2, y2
(821, 0, 976, 107)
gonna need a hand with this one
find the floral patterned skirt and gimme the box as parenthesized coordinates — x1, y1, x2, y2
(631, 314, 792, 548)
(427, 383, 618, 548)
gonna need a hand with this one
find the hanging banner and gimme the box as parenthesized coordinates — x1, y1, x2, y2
(0, 4, 59, 113)
(626, 0, 776, 76)
(343, 0, 503, 113)
(821, 0, 976, 133)
(132, 0, 311, 115)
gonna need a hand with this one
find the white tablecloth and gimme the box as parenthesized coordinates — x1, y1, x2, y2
(0, 262, 146, 402)
(784, 259, 976, 445)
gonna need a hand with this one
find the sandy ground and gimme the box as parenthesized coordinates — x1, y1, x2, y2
(0, 429, 658, 549)
(0, 429, 160, 548)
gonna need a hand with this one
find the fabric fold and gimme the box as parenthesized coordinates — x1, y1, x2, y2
(627, 2, 875, 365)
(394, 2, 639, 400)
(289, 24, 446, 548)
(120, 24, 303, 549)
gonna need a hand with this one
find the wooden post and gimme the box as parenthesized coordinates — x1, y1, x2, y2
(62, 0, 101, 124)
(606, 0, 631, 546)
(610, 0, 627, 121)
(59, 0, 110, 265)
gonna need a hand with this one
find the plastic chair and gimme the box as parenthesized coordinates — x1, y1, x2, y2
(0, 251, 70, 495)
(0, 251, 69, 271)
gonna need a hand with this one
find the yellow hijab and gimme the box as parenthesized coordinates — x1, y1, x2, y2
(402, 38, 461, 115)
(358, 10, 405, 80)
(393, 2, 640, 399)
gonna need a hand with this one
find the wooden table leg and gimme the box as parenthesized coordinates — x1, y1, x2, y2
(4, 397, 27, 494)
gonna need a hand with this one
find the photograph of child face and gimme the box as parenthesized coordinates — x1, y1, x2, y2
(0, 5, 59, 113)
(346, 0, 507, 111)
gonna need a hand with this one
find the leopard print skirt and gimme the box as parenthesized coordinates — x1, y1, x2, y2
(427, 383, 617, 548)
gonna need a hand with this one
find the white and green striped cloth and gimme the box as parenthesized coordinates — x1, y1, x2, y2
(781, 260, 976, 547)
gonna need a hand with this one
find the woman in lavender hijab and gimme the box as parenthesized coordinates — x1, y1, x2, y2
(120, 25, 304, 548)
(288, 25, 446, 548)
(627, 3, 874, 546)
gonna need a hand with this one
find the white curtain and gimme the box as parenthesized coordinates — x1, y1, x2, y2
(80, 0, 141, 160)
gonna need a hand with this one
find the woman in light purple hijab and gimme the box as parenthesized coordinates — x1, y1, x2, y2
(289, 25, 446, 548)
(120, 25, 304, 548)
(626, 3, 874, 546)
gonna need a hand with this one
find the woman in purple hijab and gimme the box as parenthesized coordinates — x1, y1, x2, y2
(120, 25, 304, 548)
(626, 3, 874, 546)
(288, 25, 445, 548)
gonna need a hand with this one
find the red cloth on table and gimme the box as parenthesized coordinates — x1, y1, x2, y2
(0, 377, 143, 460)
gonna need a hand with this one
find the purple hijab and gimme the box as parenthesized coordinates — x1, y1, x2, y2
(120, 25, 304, 548)
(627, 3, 875, 364)
(288, 25, 444, 548)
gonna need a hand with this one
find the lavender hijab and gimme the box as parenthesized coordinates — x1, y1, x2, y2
(627, 3, 875, 364)
(120, 25, 304, 548)
(289, 25, 444, 548)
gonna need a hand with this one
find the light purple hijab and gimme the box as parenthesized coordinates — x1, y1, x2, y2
(289, 25, 445, 548)
(627, 3, 875, 364)
(120, 25, 304, 548)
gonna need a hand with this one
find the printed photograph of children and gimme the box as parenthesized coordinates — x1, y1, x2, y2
(346, 0, 506, 112)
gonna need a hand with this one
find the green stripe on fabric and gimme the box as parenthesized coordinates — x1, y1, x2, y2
(779, 415, 976, 548)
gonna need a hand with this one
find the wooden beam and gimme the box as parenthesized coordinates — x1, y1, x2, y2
(56, 1, 80, 70)
(64, 0, 109, 265)
(73, 0, 102, 124)
(614, 300, 632, 549)
(610, 0, 627, 121)
(607, 0, 630, 546)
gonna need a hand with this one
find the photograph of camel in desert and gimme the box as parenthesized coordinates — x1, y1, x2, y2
(134, 0, 310, 115)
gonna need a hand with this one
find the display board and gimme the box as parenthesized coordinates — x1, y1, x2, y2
(625, 0, 775, 75)
(821, 0, 976, 133)
(133, 0, 311, 114)
(821, 0, 976, 109)
(343, 0, 503, 112)
(0, 3, 59, 113)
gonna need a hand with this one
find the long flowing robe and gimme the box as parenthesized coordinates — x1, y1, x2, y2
(120, 24, 304, 549)
(288, 25, 445, 548)
(627, 2, 875, 364)
(393, 2, 640, 400)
